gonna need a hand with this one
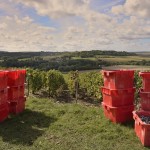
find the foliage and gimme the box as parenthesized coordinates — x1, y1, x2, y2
(28, 69, 43, 94)
(25, 68, 149, 105)
(66, 71, 79, 95)
(0, 50, 136, 60)
(76, 50, 136, 58)
(79, 72, 103, 102)
(46, 70, 67, 97)
(41, 71, 47, 89)
(134, 71, 142, 89)
(26, 69, 68, 98)
(134, 71, 142, 105)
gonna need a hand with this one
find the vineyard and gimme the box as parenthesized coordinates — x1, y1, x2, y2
(26, 69, 142, 105)
(0, 68, 147, 150)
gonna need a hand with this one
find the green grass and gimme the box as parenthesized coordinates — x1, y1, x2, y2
(72, 57, 96, 61)
(72, 55, 150, 63)
(136, 52, 150, 57)
(0, 97, 149, 150)
(99, 56, 150, 62)
(102, 65, 150, 70)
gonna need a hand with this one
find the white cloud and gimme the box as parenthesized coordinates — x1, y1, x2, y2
(114, 16, 150, 40)
(0, 16, 56, 51)
(0, 0, 149, 52)
(112, 0, 150, 18)
(0, 0, 21, 16)
(13, 0, 90, 18)
(13, 0, 113, 26)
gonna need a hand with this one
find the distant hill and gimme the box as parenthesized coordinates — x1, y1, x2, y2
(0, 50, 136, 59)
(0, 50, 140, 72)
(135, 51, 150, 57)
(0, 51, 58, 59)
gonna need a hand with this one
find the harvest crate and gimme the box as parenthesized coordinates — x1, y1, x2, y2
(8, 85, 25, 101)
(0, 88, 8, 105)
(139, 89, 150, 111)
(139, 72, 150, 92)
(0, 71, 8, 89)
(133, 111, 150, 147)
(101, 87, 135, 107)
(0, 103, 9, 122)
(8, 70, 26, 86)
(9, 97, 26, 114)
(102, 70, 134, 89)
(102, 102, 134, 123)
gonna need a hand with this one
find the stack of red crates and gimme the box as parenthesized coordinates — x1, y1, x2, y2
(0, 71, 9, 122)
(133, 72, 150, 146)
(7, 70, 26, 114)
(101, 70, 135, 123)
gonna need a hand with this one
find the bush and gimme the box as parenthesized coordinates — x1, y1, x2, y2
(28, 69, 43, 94)
(79, 72, 103, 102)
(134, 71, 142, 106)
(46, 70, 67, 97)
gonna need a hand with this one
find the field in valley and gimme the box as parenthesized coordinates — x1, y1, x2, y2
(102, 65, 150, 70)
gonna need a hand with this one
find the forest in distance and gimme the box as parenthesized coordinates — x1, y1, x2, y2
(0, 50, 150, 72)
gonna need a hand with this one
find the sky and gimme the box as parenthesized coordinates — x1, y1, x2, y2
(0, 0, 150, 52)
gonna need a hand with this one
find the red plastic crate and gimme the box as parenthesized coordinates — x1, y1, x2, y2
(101, 87, 135, 107)
(8, 85, 25, 101)
(0, 71, 8, 89)
(9, 97, 26, 114)
(0, 88, 8, 105)
(8, 70, 26, 86)
(133, 111, 150, 147)
(102, 102, 134, 123)
(18, 85, 25, 98)
(101, 70, 134, 89)
(0, 103, 9, 122)
(139, 72, 150, 92)
(139, 89, 150, 111)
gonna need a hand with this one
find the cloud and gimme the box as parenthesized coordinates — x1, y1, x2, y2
(0, 0, 21, 16)
(112, 0, 150, 18)
(112, 16, 150, 41)
(0, 0, 149, 52)
(13, 0, 90, 18)
(13, 0, 113, 26)
(111, 0, 150, 42)
(0, 16, 56, 51)
(0, 14, 114, 52)
(99, 0, 124, 10)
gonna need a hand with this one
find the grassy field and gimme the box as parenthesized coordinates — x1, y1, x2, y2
(72, 55, 150, 63)
(102, 65, 150, 70)
(136, 52, 150, 57)
(100, 56, 150, 62)
(0, 97, 149, 150)
(69, 65, 150, 73)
